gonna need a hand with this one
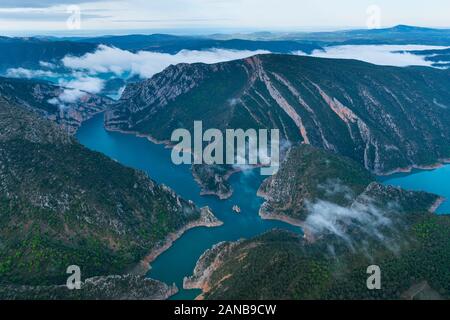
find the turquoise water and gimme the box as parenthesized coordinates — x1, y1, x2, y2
(76, 114, 450, 299)
(76, 114, 302, 300)
(381, 166, 450, 214)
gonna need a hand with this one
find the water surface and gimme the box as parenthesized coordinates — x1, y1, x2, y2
(76, 114, 302, 300)
(77, 114, 450, 299)
(381, 166, 450, 214)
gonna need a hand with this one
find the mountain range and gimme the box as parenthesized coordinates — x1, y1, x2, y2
(106, 54, 450, 197)
(0, 92, 220, 299)
(184, 145, 450, 300)
(0, 77, 113, 134)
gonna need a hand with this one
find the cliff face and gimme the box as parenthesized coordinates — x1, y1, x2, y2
(258, 145, 374, 222)
(0, 77, 113, 135)
(0, 275, 178, 300)
(185, 147, 448, 300)
(106, 54, 450, 175)
(0, 99, 213, 288)
(189, 212, 450, 300)
(258, 145, 440, 231)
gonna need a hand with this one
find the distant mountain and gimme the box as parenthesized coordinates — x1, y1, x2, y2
(106, 54, 450, 184)
(0, 37, 96, 70)
(70, 34, 322, 54)
(398, 47, 450, 68)
(238, 25, 450, 46)
(184, 146, 449, 300)
(0, 77, 113, 134)
(0, 99, 220, 298)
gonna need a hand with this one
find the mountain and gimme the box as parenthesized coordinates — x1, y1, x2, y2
(106, 54, 450, 195)
(258, 145, 374, 223)
(399, 47, 450, 68)
(0, 77, 113, 134)
(238, 25, 450, 46)
(0, 98, 220, 298)
(0, 37, 96, 70)
(183, 147, 450, 300)
(258, 144, 441, 228)
(186, 215, 450, 300)
(69, 34, 322, 54)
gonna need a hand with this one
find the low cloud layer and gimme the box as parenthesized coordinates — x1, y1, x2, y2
(304, 196, 400, 253)
(49, 76, 104, 107)
(5, 67, 58, 79)
(62, 45, 270, 79)
(300, 45, 450, 67)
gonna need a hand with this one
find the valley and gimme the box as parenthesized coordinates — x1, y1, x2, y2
(76, 113, 450, 300)
(1, 21, 450, 302)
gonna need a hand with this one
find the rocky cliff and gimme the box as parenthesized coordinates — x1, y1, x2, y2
(0, 98, 218, 293)
(106, 54, 450, 176)
(0, 77, 113, 134)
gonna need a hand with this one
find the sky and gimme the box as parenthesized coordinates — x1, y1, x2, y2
(1, 0, 450, 35)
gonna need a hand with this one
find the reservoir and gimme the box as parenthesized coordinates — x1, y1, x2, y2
(77, 113, 449, 299)
(76, 114, 302, 299)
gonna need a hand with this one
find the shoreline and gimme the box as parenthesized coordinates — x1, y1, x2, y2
(132, 207, 223, 276)
(258, 209, 316, 242)
(377, 158, 450, 177)
(192, 167, 241, 200)
(106, 125, 243, 200)
(429, 197, 446, 213)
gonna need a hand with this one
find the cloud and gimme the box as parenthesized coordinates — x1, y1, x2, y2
(0, 0, 111, 8)
(0, 10, 105, 21)
(317, 178, 355, 201)
(304, 197, 397, 251)
(62, 45, 269, 79)
(39, 61, 57, 69)
(299, 45, 450, 67)
(58, 76, 104, 94)
(49, 75, 104, 107)
(5, 67, 58, 79)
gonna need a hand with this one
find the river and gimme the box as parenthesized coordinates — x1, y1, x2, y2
(76, 113, 449, 299)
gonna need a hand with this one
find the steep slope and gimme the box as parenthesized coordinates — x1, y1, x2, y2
(186, 214, 450, 300)
(0, 99, 220, 293)
(258, 144, 442, 232)
(0, 77, 113, 134)
(258, 145, 374, 223)
(184, 147, 449, 300)
(106, 54, 450, 177)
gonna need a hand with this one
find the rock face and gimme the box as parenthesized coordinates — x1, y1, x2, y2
(0, 77, 113, 134)
(183, 241, 241, 298)
(185, 148, 449, 300)
(258, 145, 440, 234)
(0, 99, 217, 289)
(258, 145, 374, 222)
(188, 212, 450, 300)
(0, 275, 178, 300)
(106, 54, 450, 175)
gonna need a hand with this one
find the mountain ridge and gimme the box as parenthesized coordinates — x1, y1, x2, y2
(106, 54, 450, 198)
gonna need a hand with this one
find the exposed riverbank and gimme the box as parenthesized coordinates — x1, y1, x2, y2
(133, 207, 223, 276)
(377, 158, 450, 176)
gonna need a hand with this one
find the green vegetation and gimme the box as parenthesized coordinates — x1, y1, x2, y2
(186, 144, 448, 300)
(108, 54, 450, 177)
(200, 213, 450, 300)
(259, 144, 374, 221)
(0, 100, 202, 286)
